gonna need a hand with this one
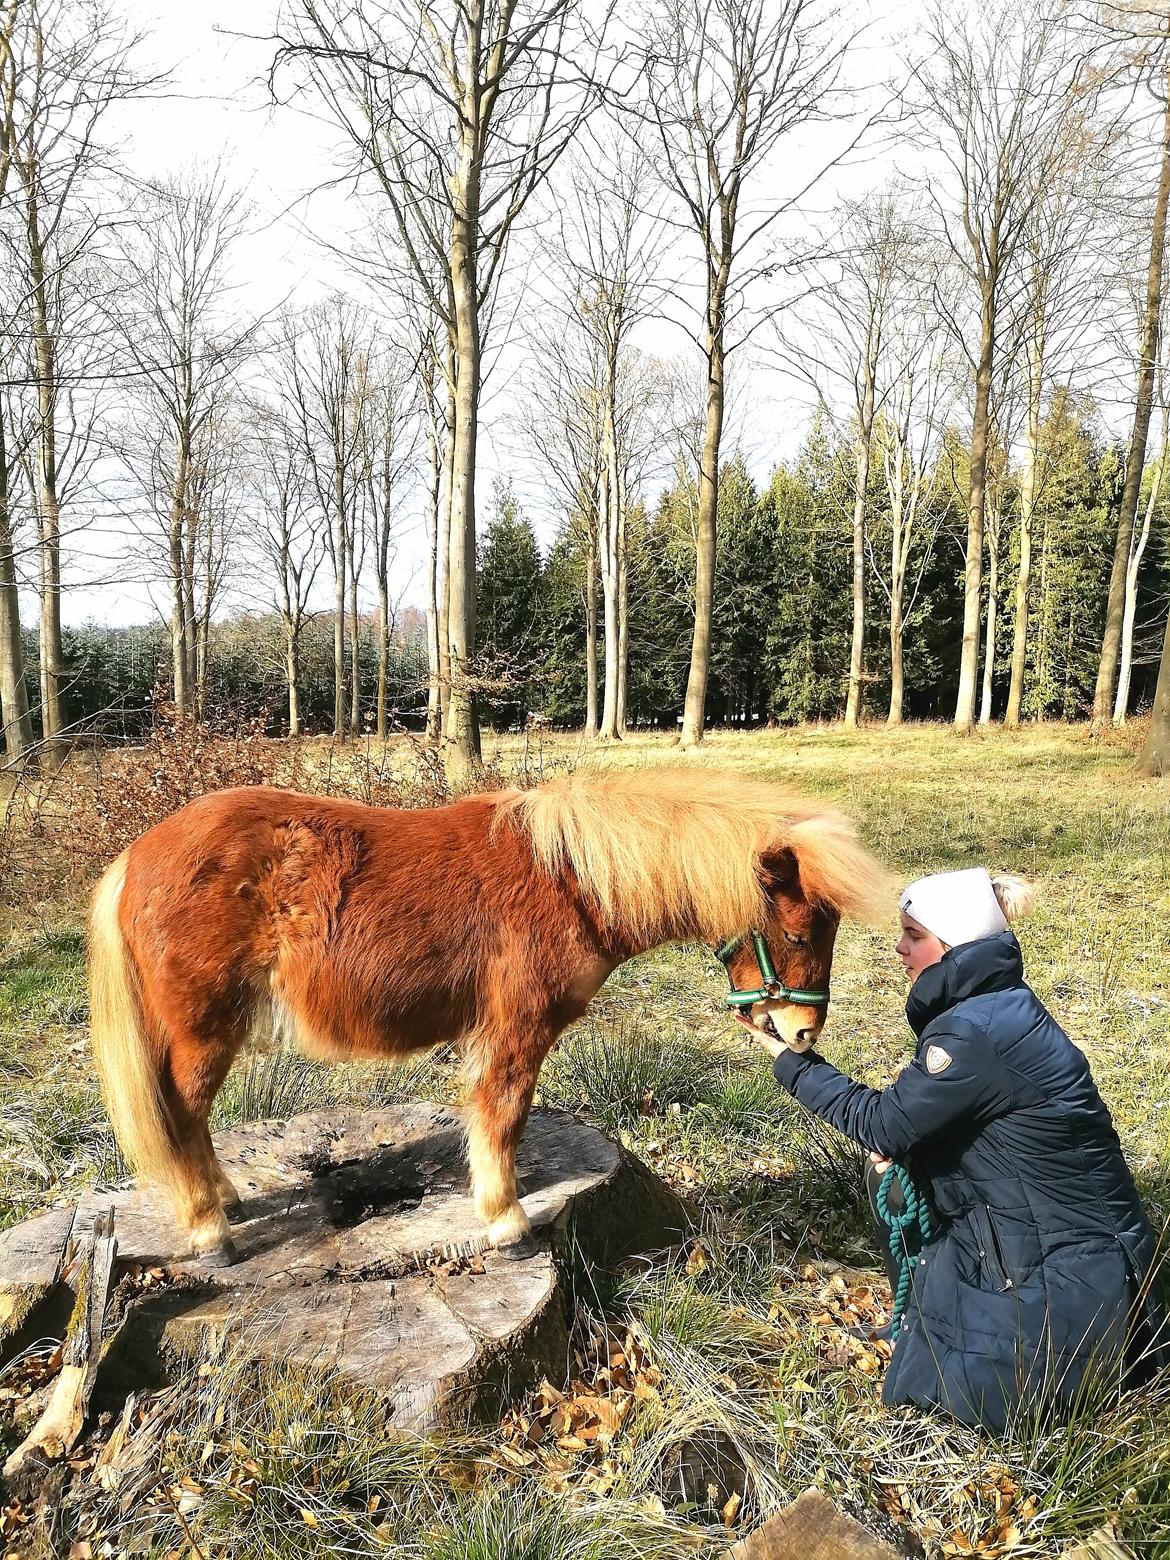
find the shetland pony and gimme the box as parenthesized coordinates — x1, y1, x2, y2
(88, 768, 888, 1265)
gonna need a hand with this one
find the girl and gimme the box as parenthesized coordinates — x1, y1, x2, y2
(747, 867, 1166, 1434)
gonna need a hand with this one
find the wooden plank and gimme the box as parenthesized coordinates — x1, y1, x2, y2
(3, 1208, 118, 1479)
(728, 1490, 900, 1560)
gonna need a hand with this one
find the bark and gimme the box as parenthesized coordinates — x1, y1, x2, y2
(597, 399, 620, 740)
(0, 413, 32, 762)
(680, 269, 727, 747)
(424, 360, 443, 746)
(28, 222, 65, 762)
(332, 456, 347, 738)
(287, 633, 302, 738)
(615, 465, 628, 735)
(1115, 424, 1164, 724)
(978, 508, 1001, 724)
(444, 148, 483, 787)
(348, 521, 361, 735)
(1093, 74, 1170, 733)
(1006, 332, 1044, 727)
(438, 346, 456, 740)
(1141, 601, 1170, 775)
(844, 352, 876, 728)
(955, 299, 994, 732)
(583, 528, 598, 738)
(169, 443, 190, 713)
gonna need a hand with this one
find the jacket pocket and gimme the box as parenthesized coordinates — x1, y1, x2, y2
(975, 1204, 1014, 1292)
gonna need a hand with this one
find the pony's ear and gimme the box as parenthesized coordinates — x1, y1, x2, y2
(758, 845, 800, 898)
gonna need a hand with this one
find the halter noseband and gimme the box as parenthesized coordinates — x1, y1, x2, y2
(714, 931, 830, 1009)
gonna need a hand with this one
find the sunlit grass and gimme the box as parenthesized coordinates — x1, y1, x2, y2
(1, 723, 1169, 1554)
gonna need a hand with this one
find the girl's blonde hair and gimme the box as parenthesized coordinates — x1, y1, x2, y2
(990, 874, 1036, 925)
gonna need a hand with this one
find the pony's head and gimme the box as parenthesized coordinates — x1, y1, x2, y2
(718, 843, 843, 1052)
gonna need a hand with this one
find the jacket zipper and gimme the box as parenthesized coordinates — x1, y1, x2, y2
(981, 1204, 1014, 1291)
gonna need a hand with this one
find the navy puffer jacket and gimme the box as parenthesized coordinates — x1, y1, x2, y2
(772, 932, 1167, 1434)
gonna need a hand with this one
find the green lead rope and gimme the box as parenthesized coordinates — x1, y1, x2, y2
(875, 1163, 932, 1341)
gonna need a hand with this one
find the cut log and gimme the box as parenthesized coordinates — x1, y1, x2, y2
(0, 1106, 690, 1433)
(4, 1208, 117, 1480)
(728, 1490, 903, 1560)
(0, 1206, 76, 1351)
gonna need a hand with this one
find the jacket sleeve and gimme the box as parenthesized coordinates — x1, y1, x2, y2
(771, 1025, 1011, 1160)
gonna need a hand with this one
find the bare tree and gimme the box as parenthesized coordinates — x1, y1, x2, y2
(250, 402, 324, 738)
(3, 0, 145, 762)
(1093, 43, 1170, 729)
(640, 0, 852, 747)
(112, 167, 255, 714)
(273, 0, 605, 785)
(916, 0, 1088, 733)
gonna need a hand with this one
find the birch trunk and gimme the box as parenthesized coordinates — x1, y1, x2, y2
(444, 144, 483, 787)
(584, 528, 598, 738)
(424, 361, 443, 746)
(955, 300, 994, 732)
(170, 442, 191, 713)
(844, 353, 875, 728)
(1115, 414, 1166, 723)
(1007, 332, 1044, 727)
(29, 225, 65, 761)
(0, 413, 32, 762)
(615, 467, 628, 736)
(597, 400, 620, 741)
(979, 508, 1001, 724)
(679, 268, 727, 748)
(1093, 74, 1170, 733)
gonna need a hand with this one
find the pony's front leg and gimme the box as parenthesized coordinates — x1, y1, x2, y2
(466, 1033, 546, 1250)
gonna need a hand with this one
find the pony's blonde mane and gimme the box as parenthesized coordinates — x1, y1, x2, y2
(500, 767, 891, 941)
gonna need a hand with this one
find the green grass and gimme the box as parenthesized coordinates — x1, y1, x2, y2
(2, 723, 1170, 1556)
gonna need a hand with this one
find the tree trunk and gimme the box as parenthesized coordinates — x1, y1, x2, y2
(169, 442, 190, 714)
(424, 366, 443, 746)
(1006, 333, 1043, 728)
(1093, 74, 1170, 734)
(0, 414, 33, 763)
(1141, 601, 1170, 774)
(680, 270, 728, 748)
(438, 342, 456, 740)
(348, 527, 361, 735)
(584, 528, 598, 738)
(29, 240, 65, 762)
(955, 299, 994, 733)
(286, 622, 302, 739)
(1116, 409, 1167, 723)
(845, 354, 876, 729)
(444, 151, 483, 788)
(616, 475, 628, 736)
(597, 401, 620, 741)
(332, 449, 347, 737)
(979, 509, 1000, 724)
(183, 516, 198, 707)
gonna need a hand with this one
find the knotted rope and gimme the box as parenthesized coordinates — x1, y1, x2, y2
(875, 1162, 932, 1340)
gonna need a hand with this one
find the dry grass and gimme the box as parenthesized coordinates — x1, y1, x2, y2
(2, 720, 1169, 1557)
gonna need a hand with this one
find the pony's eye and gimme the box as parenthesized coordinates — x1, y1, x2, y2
(783, 931, 806, 947)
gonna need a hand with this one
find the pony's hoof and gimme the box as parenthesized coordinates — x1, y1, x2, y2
(221, 1199, 244, 1221)
(196, 1238, 240, 1269)
(496, 1233, 541, 1262)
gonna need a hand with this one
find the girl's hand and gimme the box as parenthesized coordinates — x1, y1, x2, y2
(733, 1009, 786, 1059)
(869, 1150, 893, 1174)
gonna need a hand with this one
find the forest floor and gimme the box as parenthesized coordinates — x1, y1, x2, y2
(1, 720, 1168, 1558)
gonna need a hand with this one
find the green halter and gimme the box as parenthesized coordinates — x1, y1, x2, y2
(714, 931, 830, 1009)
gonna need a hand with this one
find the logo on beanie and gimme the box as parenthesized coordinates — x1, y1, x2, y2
(925, 1044, 953, 1075)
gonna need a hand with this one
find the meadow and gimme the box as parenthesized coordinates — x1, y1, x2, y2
(1, 721, 1169, 1558)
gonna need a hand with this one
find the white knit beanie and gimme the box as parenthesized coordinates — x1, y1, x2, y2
(899, 868, 1008, 947)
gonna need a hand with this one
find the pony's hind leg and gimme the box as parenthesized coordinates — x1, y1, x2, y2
(166, 1032, 245, 1264)
(466, 1034, 547, 1250)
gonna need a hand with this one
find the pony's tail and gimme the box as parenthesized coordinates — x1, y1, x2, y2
(89, 853, 181, 1198)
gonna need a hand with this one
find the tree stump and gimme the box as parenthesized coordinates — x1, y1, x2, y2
(727, 1491, 904, 1560)
(0, 1105, 691, 1432)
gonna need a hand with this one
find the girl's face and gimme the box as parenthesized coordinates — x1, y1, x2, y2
(895, 911, 948, 982)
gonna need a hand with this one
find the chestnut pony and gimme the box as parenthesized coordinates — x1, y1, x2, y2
(89, 767, 886, 1265)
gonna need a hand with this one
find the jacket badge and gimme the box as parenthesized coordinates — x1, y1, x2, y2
(925, 1044, 953, 1075)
